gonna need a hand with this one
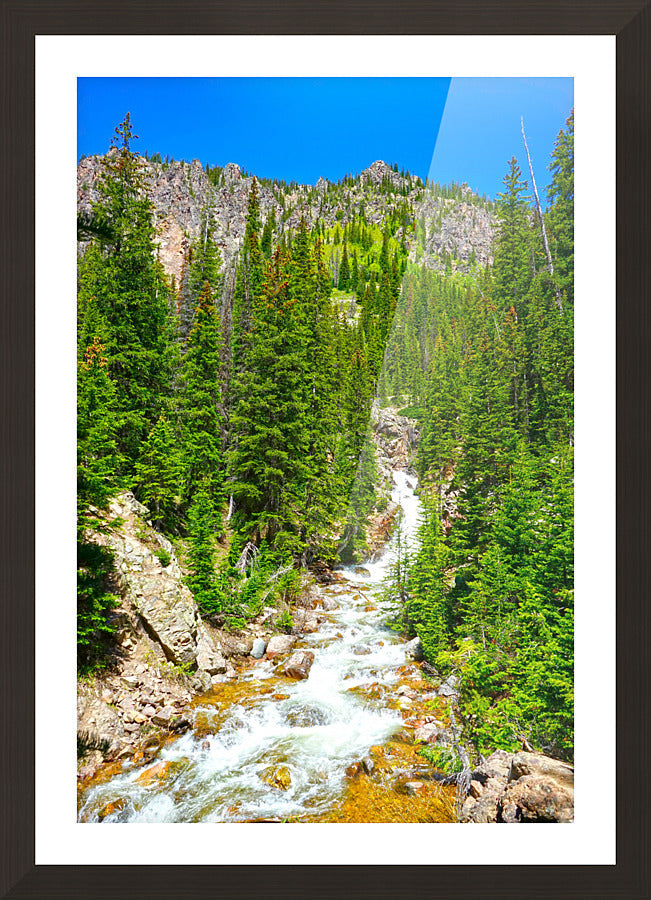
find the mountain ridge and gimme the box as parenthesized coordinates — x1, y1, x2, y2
(77, 153, 496, 285)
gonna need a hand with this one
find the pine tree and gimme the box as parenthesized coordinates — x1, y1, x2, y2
(77, 336, 122, 673)
(493, 158, 532, 313)
(231, 179, 263, 377)
(338, 240, 350, 290)
(229, 248, 310, 550)
(261, 209, 276, 258)
(351, 251, 359, 296)
(134, 415, 183, 529)
(77, 336, 123, 516)
(187, 485, 222, 616)
(546, 110, 574, 305)
(77, 114, 174, 469)
(181, 282, 225, 514)
(188, 208, 223, 306)
(407, 504, 451, 658)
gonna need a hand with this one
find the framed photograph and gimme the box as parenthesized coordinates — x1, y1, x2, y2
(2, 2, 648, 897)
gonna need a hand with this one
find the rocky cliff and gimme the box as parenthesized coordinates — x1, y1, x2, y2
(77, 154, 496, 285)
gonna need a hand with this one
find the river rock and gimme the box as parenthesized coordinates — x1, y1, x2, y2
(396, 685, 418, 699)
(403, 781, 427, 796)
(151, 706, 176, 727)
(461, 750, 574, 823)
(461, 777, 504, 823)
(97, 798, 126, 821)
(469, 780, 484, 799)
(404, 636, 423, 661)
(291, 608, 320, 634)
(195, 623, 227, 675)
(251, 638, 267, 659)
(396, 696, 414, 710)
(191, 670, 213, 693)
(141, 735, 163, 757)
(281, 650, 315, 680)
(170, 716, 191, 734)
(286, 705, 329, 727)
(508, 751, 574, 787)
(321, 595, 339, 611)
(137, 760, 171, 784)
(501, 775, 574, 823)
(481, 748, 513, 780)
(265, 635, 297, 657)
(221, 635, 254, 657)
(414, 723, 440, 744)
(259, 765, 292, 791)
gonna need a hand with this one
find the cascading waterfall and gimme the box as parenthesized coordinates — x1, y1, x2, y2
(78, 469, 424, 823)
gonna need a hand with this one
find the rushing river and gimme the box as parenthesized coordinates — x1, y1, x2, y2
(78, 469, 427, 823)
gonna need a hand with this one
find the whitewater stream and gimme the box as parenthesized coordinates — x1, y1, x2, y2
(78, 470, 430, 823)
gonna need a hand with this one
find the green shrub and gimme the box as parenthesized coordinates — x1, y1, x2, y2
(276, 609, 294, 633)
(156, 548, 172, 567)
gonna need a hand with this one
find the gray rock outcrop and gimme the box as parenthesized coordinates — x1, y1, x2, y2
(89, 492, 224, 674)
(78, 154, 495, 291)
(372, 405, 419, 482)
(461, 750, 574, 823)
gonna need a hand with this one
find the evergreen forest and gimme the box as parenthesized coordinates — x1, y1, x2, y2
(77, 111, 574, 768)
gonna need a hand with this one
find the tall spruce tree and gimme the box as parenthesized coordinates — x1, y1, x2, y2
(134, 414, 183, 530)
(181, 282, 225, 516)
(229, 247, 311, 551)
(231, 179, 263, 378)
(77, 114, 173, 470)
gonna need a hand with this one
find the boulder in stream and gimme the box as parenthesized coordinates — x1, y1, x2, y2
(414, 722, 440, 744)
(250, 638, 267, 659)
(195, 623, 227, 675)
(265, 635, 297, 658)
(404, 636, 424, 661)
(321, 595, 339, 611)
(280, 650, 315, 680)
(259, 765, 292, 791)
(291, 608, 320, 634)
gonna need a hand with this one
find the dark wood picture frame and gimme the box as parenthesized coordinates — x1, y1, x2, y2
(1, 2, 648, 897)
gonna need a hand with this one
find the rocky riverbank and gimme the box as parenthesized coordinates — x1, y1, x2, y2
(461, 749, 574, 823)
(77, 492, 324, 783)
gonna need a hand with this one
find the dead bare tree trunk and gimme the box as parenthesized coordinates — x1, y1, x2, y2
(521, 117, 563, 313)
(448, 700, 473, 816)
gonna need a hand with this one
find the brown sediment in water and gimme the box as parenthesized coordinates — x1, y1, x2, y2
(317, 775, 456, 823)
(310, 741, 456, 823)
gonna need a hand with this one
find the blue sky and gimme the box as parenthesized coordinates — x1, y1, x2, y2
(430, 78, 574, 199)
(78, 77, 573, 199)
